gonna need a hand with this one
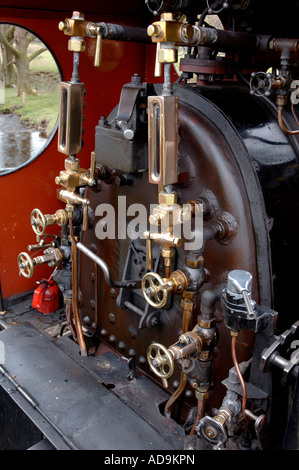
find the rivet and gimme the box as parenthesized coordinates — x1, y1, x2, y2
(108, 312, 116, 323)
(109, 288, 117, 299)
(109, 335, 116, 344)
(128, 325, 137, 338)
(83, 315, 91, 325)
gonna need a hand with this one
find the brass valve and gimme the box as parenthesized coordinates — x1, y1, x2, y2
(59, 12, 103, 67)
(147, 12, 198, 77)
(147, 343, 175, 388)
(18, 248, 63, 278)
(142, 270, 189, 308)
(148, 13, 195, 45)
(55, 153, 96, 190)
(55, 152, 97, 231)
(147, 328, 203, 387)
(144, 191, 203, 272)
(31, 208, 68, 237)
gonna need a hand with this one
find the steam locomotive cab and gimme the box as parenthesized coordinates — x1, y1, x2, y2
(0, 0, 298, 451)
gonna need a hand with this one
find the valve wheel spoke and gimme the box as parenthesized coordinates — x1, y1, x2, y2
(30, 208, 46, 236)
(142, 272, 168, 308)
(17, 252, 34, 278)
(147, 343, 174, 379)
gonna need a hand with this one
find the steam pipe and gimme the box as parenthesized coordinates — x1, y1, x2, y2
(71, 242, 88, 356)
(199, 282, 226, 320)
(164, 297, 194, 416)
(96, 23, 151, 44)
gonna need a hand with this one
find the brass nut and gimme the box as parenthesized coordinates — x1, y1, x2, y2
(161, 12, 175, 21)
(58, 21, 68, 31)
(161, 247, 175, 259)
(68, 37, 86, 52)
(55, 209, 69, 226)
(149, 213, 161, 225)
(230, 330, 239, 337)
(182, 290, 196, 301)
(198, 318, 215, 329)
(170, 270, 188, 292)
(179, 24, 194, 43)
(158, 191, 177, 205)
(65, 158, 80, 171)
(186, 255, 204, 269)
(158, 47, 178, 64)
(55, 174, 67, 185)
(147, 24, 161, 38)
(195, 390, 209, 400)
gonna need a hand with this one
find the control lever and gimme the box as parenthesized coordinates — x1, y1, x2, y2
(227, 269, 255, 318)
(94, 30, 102, 67)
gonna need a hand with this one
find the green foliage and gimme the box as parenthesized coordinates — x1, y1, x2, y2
(0, 43, 60, 137)
(0, 85, 59, 137)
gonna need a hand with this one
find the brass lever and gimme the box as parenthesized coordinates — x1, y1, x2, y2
(94, 31, 102, 67)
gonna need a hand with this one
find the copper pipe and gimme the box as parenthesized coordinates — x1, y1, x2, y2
(190, 398, 205, 435)
(69, 216, 75, 243)
(278, 106, 299, 135)
(164, 301, 194, 415)
(69, 218, 87, 356)
(231, 334, 247, 420)
(165, 265, 170, 279)
(71, 242, 87, 356)
(65, 303, 77, 339)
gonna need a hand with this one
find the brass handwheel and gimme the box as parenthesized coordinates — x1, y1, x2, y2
(142, 272, 169, 308)
(18, 252, 34, 278)
(147, 343, 174, 379)
(31, 208, 46, 236)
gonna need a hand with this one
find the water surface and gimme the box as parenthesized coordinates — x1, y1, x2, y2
(0, 114, 47, 174)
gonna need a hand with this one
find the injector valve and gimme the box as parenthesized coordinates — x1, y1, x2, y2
(17, 248, 63, 278)
(31, 208, 68, 236)
(147, 322, 217, 388)
(142, 270, 189, 308)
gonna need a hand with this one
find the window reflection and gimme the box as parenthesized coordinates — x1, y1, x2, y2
(0, 24, 61, 175)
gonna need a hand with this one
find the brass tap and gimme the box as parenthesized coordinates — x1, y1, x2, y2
(18, 248, 63, 278)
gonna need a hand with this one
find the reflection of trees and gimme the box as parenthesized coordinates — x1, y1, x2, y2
(0, 25, 46, 96)
(0, 25, 16, 87)
(0, 115, 46, 170)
